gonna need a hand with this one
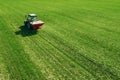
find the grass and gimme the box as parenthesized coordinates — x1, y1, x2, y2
(0, 0, 120, 80)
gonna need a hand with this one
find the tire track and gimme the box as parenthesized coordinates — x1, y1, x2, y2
(40, 30, 120, 80)
(34, 35, 90, 79)
(19, 32, 88, 80)
(44, 11, 120, 56)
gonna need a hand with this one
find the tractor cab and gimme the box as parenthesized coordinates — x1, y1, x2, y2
(27, 14, 37, 22)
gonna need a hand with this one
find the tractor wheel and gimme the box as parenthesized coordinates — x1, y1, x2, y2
(27, 23, 31, 29)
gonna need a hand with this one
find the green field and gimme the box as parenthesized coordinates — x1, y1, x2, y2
(0, 0, 120, 80)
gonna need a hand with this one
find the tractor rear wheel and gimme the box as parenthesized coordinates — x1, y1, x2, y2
(27, 23, 31, 29)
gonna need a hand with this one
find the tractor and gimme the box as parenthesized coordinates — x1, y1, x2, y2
(24, 14, 44, 30)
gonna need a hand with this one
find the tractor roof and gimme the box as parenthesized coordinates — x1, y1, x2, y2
(28, 14, 37, 17)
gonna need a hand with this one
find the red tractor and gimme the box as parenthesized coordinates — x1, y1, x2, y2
(24, 14, 44, 30)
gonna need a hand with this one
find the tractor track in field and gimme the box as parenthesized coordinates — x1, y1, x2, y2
(32, 35, 88, 79)
(44, 21, 119, 74)
(20, 37, 61, 80)
(39, 30, 120, 80)
(37, 33, 97, 79)
(18, 32, 86, 79)
(42, 11, 120, 61)
(46, 10, 120, 57)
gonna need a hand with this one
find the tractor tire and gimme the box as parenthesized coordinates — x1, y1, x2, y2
(27, 23, 31, 29)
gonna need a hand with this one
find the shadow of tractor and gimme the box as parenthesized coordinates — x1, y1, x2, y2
(15, 26, 38, 37)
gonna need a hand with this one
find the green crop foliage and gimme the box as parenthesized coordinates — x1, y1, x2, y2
(0, 0, 120, 80)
